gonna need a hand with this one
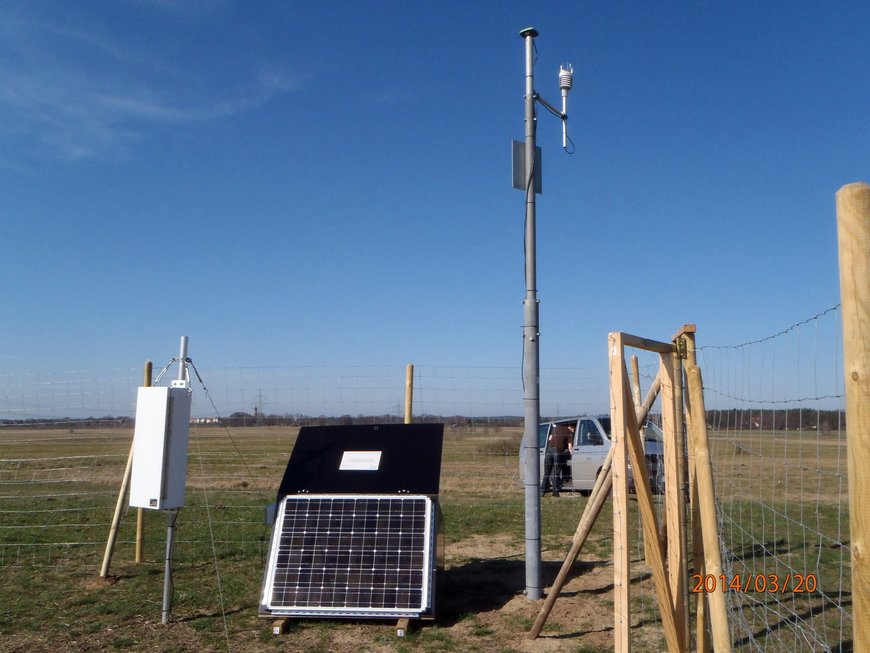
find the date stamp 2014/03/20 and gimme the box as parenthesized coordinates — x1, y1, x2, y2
(691, 573, 818, 594)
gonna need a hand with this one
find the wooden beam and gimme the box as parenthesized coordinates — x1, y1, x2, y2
(100, 445, 134, 577)
(404, 364, 414, 424)
(101, 359, 151, 577)
(631, 355, 642, 409)
(686, 366, 731, 652)
(271, 618, 289, 635)
(681, 330, 711, 653)
(836, 181, 870, 653)
(621, 332, 677, 355)
(671, 324, 697, 341)
(668, 346, 689, 642)
(692, 471, 710, 653)
(663, 350, 689, 647)
(136, 360, 152, 563)
(610, 333, 631, 653)
(622, 368, 685, 653)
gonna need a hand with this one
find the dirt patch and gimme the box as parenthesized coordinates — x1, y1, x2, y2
(426, 533, 621, 652)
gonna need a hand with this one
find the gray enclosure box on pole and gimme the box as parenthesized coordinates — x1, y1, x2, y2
(512, 140, 542, 194)
(129, 386, 192, 510)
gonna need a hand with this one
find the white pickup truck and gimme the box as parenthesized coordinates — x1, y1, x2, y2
(519, 415, 666, 494)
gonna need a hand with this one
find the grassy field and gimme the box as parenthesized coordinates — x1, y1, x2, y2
(0, 424, 854, 652)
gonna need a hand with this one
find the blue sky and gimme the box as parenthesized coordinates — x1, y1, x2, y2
(1, 1, 866, 415)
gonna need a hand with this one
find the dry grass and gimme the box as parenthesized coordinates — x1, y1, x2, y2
(0, 423, 852, 652)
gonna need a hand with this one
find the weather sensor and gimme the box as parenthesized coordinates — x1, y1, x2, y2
(559, 64, 574, 148)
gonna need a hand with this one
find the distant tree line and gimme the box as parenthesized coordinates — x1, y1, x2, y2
(0, 416, 132, 430)
(0, 413, 526, 430)
(706, 408, 844, 434)
(1, 410, 844, 433)
(221, 412, 525, 429)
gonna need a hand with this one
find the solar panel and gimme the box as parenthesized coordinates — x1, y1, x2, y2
(261, 494, 436, 618)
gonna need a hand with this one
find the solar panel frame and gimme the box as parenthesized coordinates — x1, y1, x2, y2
(261, 494, 437, 619)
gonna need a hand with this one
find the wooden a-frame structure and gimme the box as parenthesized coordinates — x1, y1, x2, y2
(529, 325, 731, 653)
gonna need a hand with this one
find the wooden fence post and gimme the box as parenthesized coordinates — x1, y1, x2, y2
(609, 333, 631, 653)
(100, 359, 151, 577)
(135, 360, 151, 563)
(836, 181, 870, 652)
(404, 364, 413, 424)
(686, 366, 731, 652)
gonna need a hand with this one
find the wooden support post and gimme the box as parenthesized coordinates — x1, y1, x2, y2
(622, 367, 684, 653)
(680, 329, 711, 653)
(660, 353, 687, 645)
(631, 355, 642, 409)
(691, 472, 710, 653)
(100, 359, 151, 577)
(609, 333, 631, 653)
(135, 508, 145, 563)
(836, 181, 870, 653)
(686, 366, 731, 652)
(136, 360, 152, 562)
(672, 346, 690, 649)
(396, 618, 410, 638)
(528, 372, 662, 640)
(271, 618, 290, 635)
(100, 442, 135, 577)
(404, 363, 414, 424)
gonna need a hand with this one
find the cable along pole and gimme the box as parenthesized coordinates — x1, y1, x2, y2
(515, 27, 573, 600)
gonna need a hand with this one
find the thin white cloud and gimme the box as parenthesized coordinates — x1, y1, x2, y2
(92, 68, 305, 123)
(0, 5, 304, 162)
(368, 87, 436, 107)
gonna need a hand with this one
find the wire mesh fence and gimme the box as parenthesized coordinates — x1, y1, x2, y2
(0, 310, 858, 652)
(696, 306, 850, 652)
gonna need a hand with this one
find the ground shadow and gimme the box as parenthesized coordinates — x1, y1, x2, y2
(436, 556, 599, 626)
(725, 537, 849, 563)
(731, 593, 853, 651)
(176, 606, 247, 622)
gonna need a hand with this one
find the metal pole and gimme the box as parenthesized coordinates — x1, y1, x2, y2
(162, 336, 188, 624)
(177, 336, 188, 383)
(161, 509, 178, 624)
(520, 26, 542, 601)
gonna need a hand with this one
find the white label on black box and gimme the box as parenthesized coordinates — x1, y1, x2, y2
(339, 451, 382, 471)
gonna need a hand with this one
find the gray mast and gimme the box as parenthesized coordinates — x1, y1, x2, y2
(520, 26, 542, 601)
(517, 27, 573, 601)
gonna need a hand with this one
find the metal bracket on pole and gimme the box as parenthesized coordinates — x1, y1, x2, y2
(675, 337, 688, 360)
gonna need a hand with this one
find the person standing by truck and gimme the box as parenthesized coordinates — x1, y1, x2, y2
(541, 423, 573, 496)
